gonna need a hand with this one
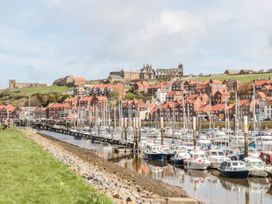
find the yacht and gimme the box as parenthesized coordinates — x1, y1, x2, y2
(170, 150, 190, 166)
(219, 161, 249, 178)
(184, 150, 210, 170)
(244, 157, 267, 177)
(207, 149, 230, 169)
(143, 144, 167, 161)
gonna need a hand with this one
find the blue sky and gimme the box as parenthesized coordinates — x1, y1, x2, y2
(0, 0, 272, 88)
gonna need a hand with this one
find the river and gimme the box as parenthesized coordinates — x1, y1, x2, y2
(39, 130, 272, 204)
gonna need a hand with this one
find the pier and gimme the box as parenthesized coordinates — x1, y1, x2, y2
(22, 122, 135, 148)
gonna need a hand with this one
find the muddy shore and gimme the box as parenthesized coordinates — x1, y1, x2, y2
(22, 128, 200, 204)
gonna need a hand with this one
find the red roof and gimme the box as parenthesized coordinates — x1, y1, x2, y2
(79, 96, 93, 102)
(257, 91, 266, 99)
(0, 105, 16, 112)
(239, 99, 251, 106)
(96, 96, 108, 101)
(211, 104, 225, 111)
(255, 80, 267, 86)
(47, 103, 71, 109)
(65, 97, 78, 104)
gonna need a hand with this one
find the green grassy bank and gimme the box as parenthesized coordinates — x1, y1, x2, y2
(188, 72, 272, 83)
(0, 129, 111, 204)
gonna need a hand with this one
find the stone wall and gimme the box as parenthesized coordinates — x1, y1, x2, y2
(9, 80, 47, 89)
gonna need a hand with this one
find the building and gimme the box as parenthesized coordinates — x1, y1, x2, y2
(53, 76, 86, 87)
(108, 63, 184, 81)
(85, 83, 125, 98)
(120, 70, 141, 81)
(140, 64, 155, 80)
(239, 69, 255, 74)
(156, 64, 183, 79)
(224, 69, 240, 75)
(223, 80, 240, 91)
(0, 105, 17, 123)
(47, 103, 71, 119)
(9, 80, 47, 89)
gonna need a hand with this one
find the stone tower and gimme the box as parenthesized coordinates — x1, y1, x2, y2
(9, 80, 16, 89)
(178, 64, 184, 77)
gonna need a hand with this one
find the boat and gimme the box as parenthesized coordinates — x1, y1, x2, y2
(259, 151, 272, 176)
(244, 157, 268, 177)
(143, 144, 167, 161)
(256, 135, 272, 151)
(162, 144, 175, 160)
(170, 150, 190, 166)
(184, 150, 210, 170)
(219, 161, 249, 178)
(207, 149, 230, 169)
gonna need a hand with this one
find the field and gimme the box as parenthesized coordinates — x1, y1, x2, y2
(10, 85, 70, 95)
(0, 128, 111, 203)
(187, 72, 272, 83)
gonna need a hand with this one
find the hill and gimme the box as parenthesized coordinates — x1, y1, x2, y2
(187, 72, 272, 83)
(0, 86, 71, 107)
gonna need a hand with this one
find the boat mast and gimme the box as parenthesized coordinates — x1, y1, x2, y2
(235, 90, 239, 151)
(252, 82, 256, 131)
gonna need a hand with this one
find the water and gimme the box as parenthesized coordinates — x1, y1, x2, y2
(39, 130, 272, 204)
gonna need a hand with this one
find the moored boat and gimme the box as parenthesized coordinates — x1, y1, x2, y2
(143, 144, 167, 161)
(219, 161, 249, 178)
(207, 149, 230, 169)
(184, 150, 210, 170)
(170, 150, 190, 166)
(244, 157, 268, 177)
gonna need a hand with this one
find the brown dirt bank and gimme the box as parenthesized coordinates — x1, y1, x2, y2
(41, 133, 186, 197)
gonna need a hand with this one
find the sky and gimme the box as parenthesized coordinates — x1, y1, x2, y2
(0, 0, 272, 88)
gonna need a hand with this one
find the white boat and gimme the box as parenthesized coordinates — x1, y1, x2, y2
(143, 144, 167, 161)
(244, 157, 268, 177)
(197, 135, 211, 148)
(184, 150, 210, 170)
(256, 135, 272, 151)
(219, 161, 249, 178)
(207, 149, 230, 169)
(170, 150, 191, 166)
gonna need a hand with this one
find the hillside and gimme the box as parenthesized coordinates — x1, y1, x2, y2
(0, 86, 71, 107)
(186, 72, 272, 83)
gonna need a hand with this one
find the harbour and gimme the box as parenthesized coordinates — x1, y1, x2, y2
(33, 127, 272, 204)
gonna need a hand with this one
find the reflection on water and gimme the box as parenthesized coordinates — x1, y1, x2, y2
(117, 157, 272, 204)
(40, 130, 272, 204)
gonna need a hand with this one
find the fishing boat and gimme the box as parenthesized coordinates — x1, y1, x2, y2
(219, 161, 249, 178)
(207, 149, 230, 169)
(184, 150, 210, 170)
(143, 144, 167, 161)
(244, 157, 267, 177)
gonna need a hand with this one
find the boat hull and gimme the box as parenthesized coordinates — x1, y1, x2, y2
(210, 162, 221, 169)
(166, 153, 175, 160)
(249, 170, 267, 177)
(185, 161, 209, 170)
(144, 153, 167, 161)
(171, 159, 185, 166)
(220, 170, 249, 178)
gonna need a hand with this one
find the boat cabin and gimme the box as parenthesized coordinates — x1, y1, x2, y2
(220, 161, 246, 170)
(259, 151, 272, 165)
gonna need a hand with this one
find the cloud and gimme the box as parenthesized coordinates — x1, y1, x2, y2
(0, 0, 272, 88)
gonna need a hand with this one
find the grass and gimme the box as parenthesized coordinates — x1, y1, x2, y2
(187, 72, 272, 83)
(0, 129, 112, 204)
(11, 85, 70, 96)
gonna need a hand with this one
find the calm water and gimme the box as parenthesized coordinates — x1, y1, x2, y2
(39, 130, 272, 204)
